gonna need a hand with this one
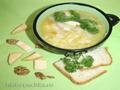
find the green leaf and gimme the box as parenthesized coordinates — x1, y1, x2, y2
(53, 11, 66, 22)
(65, 52, 74, 58)
(69, 10, 80, 21)
(61, 52, 94, 72)
(74, 61, 83, 69)
(65, 65, 76, 72)
(80, 19, 99, 34)
(65, 52, 81, 60)
(53, 11, 99, 34)
(80, 20, 90, 29)
(53, 10, 81, 22)
(81, 56, 94, 67)
(87, 27, 99, 34)
(73, 52, 81, 60)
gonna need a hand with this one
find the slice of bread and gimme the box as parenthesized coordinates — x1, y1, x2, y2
(54, 60, 106, 84)
(34, 58, 47, 70)
(23, 52, 41, 61)
(8, 52, 22, 64)
(53, 48, 112, 84)
(16, 40, 32, 52)
(82, 48, 112, 68)
(11, 24, 27, 34)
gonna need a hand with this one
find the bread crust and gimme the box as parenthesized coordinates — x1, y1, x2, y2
(104, 47, 112, 65)
(80, 48, 112, 71)
(92, 47, 112, 67)
(53, 63, 106, 84)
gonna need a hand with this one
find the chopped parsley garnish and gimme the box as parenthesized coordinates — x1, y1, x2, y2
(53, 10, 80, 22)
(61, 52, 94, 73)
(53, 10, 99, 34)
(80, 19, 99, 34)
(53, 11, 67, 22)
(81, 56, 94, 67)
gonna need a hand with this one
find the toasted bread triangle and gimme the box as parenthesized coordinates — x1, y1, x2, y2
(23, 52, 41, 61)
(16, 40, 32, 52)
(8, 52, 22, 64)
(11, 24, 27, 34)
(34, 58, 47, 70)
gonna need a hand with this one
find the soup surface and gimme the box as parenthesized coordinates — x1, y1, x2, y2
(39, 10, 106, 49)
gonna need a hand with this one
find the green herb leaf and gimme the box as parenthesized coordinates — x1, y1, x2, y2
(87, 27, 99, 34)
(61, 53, 94, 72)
(53, 11, 99, 34)
(69, 10, 80, 21)
(53, 11, 66, 22)
(80, 19, 99, 34)
(74, 52, 81, 60)
(63, 59, 74, 66)
(65, 52, 74, 58)
(65, 52, 81, 60)
(53, 10, 80, 22)
(81, 56, 94, 67)
(65, 65, 76, 72)
(74, 61, 84, 69)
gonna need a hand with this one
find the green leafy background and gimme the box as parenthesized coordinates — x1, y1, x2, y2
(0, 0, 120, 90)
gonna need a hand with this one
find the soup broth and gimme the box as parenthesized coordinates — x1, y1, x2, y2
(39, 10, 106, 49)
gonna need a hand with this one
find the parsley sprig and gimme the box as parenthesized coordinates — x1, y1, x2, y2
(61, 52, 94, 73)
(53, 10, 99, 34)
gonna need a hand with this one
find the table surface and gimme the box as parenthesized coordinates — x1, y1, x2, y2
(0, 0, 120, 90)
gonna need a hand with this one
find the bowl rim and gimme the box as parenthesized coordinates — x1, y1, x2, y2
(33, 2, 112, 52)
